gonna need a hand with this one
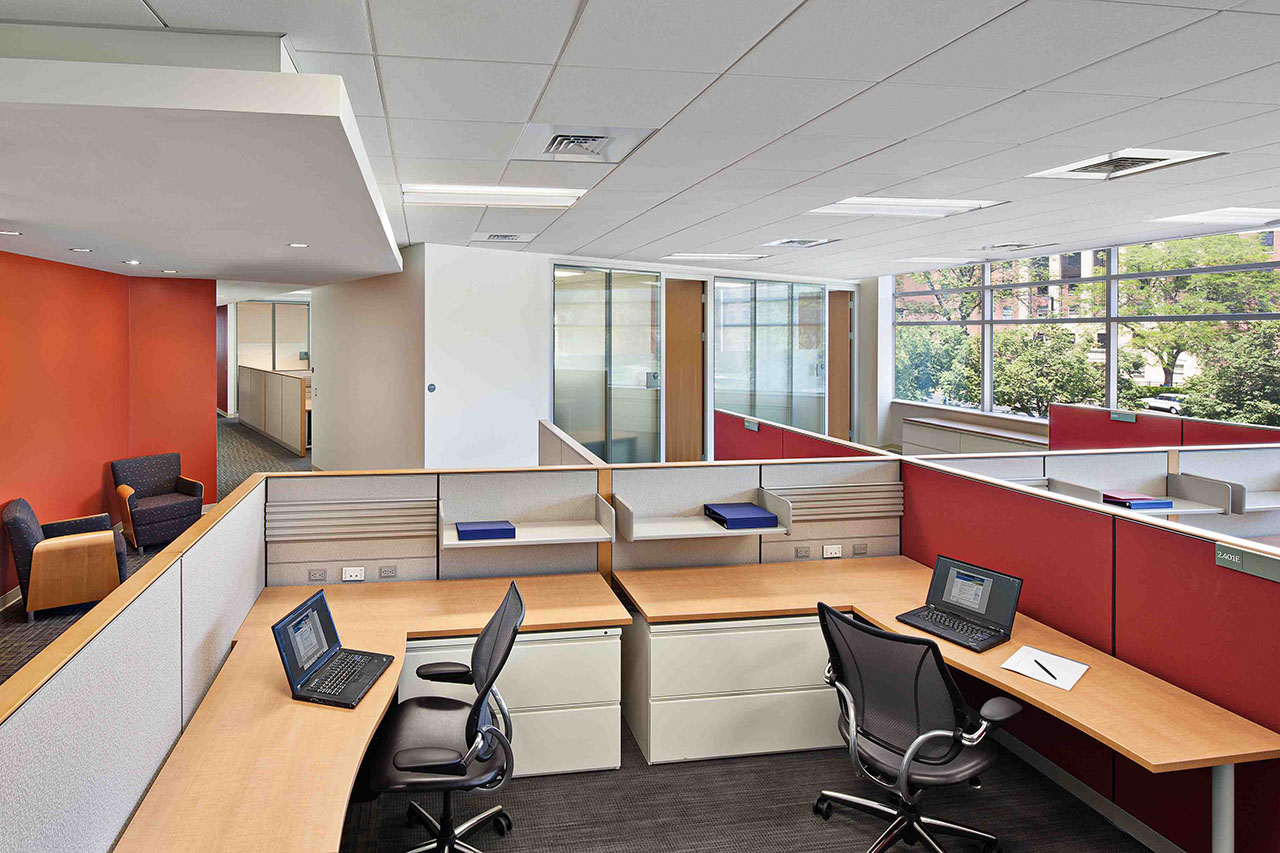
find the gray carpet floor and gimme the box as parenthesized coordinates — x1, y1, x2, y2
(216, 414, 311, 499)
(341, 728, 1146, 853)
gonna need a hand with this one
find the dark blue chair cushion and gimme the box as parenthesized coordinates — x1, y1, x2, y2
(132, 493, 203, 526)
(2, 498, 43, 575)
(111, 453, 182, 499)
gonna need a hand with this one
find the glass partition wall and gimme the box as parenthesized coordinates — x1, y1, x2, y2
(553, 266, 661, 463)
(236, 300, 311, 371)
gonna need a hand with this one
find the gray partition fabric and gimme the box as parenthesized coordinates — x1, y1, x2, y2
(0, 566, 181, 853)
(181, 480, 266, 723)
(760, 460, 899, 488)
(268, 473, 437, 502)
(1180, 447, 1280, 491)
(438, 542, 596, 578)
(762, 460, 902, 563)
(1044, 452, 1167, 495)
(613, 465, 761, 571)
(926, 455, 1046, 481)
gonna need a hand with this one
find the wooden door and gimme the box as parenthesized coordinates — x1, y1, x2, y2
(827, 290, 851, 442)
(665, 279, 705, 461)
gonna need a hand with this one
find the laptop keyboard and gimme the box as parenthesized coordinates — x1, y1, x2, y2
(916, 609, 994, 643)
(309, 653, 368, 695)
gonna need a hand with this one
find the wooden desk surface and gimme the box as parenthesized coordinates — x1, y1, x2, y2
(117, 573, 630, 853)
(614, 557, 1280, 774)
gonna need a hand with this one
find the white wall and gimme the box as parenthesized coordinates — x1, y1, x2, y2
(857, 275, 893, 447)
(421, 244, 551, 467)
(311, 244, 425, 471)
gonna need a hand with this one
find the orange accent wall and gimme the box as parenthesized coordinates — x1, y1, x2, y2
(0, 251, 215, 596)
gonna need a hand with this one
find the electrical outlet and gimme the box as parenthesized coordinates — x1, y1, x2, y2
(308, 569, 326, 582)
(341, 566, 365, 582)
(823, 544, 843, 559)
(379, 565, 397, 579)
(795, 545, 811, 559)
(852, 543, 868, 556)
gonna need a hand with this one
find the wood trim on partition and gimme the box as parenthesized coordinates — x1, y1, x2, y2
(827, 290, 851, 442)
(116, 484, 136, 547)
(596, 468, 612, 584)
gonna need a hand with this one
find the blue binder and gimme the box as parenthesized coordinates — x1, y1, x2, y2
(703, 502, 778, 530)
(456, 521, 516, 540)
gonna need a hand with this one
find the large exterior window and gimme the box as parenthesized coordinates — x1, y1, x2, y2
(893, 231, 1280, 424)
(713, 278, 826, 433)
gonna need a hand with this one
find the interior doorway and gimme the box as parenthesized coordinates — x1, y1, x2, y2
(665, 279, 705, 462)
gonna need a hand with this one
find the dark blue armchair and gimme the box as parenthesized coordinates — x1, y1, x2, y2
(111, 452, 204, 554)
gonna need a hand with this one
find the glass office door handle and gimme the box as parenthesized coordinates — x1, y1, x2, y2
(645, 372, 660, 390)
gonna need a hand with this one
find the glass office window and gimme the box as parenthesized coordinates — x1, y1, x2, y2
(609, 271, 661, 463)
(236, 302, 274, 370)
(553, 267, 608, 459)
(274, 303, 311, 370)
(894, 325, 980, 410)
(992, 283, 1105, 320)
(713, 278, 827, 431)
(992, 324, 1105, 417)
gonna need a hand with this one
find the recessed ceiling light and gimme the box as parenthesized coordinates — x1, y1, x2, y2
(760, 238, 838, 248)
(663, 252, 769, 261)
(288, 242, 309, 248)
(806, 197, 1002, 218)
(1152, 207, 1280, 226)
(286, 289, 312, 295)
(901, 256, 980, 265)
(1028, 148, 1223, 180)
(0, 230, 20, 236)
(70, 247, 92, 252)
(123, 259, 141, 265)
(402, 184, 586, 208)
(163, 270, 178, 274)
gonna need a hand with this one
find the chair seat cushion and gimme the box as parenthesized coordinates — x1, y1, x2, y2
(133, 493, 202, 525)
(366, 695, 505, 793)
(855, 733, 999, 787)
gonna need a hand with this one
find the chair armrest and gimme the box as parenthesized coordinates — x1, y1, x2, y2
(979, 696, 1022, 725)
(392, 747, 468, 776)
(29, 531, 120, 611)
(116, 485, 137, 544)
(41, 513, 111, 538)
(416, 661, 473, 683)
(175, 476, 204, 499)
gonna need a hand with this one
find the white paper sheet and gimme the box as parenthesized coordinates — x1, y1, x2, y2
(1000, 645, 1089, 690)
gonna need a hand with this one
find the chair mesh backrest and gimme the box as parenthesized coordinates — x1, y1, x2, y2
(818, 603, 966, 764)
(466, 582, 525, 742)
(111, 453, 181, 498)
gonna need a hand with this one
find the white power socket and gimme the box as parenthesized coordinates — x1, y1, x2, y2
(341, 566, 365, 582)
(822, 544, 843, 559)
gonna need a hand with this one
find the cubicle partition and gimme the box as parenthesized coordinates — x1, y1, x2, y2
(237, 364, 309, 456)
(712, 409, 883, 460)
(1049, 402, 1280, 451)
(537, 419, 606, 467)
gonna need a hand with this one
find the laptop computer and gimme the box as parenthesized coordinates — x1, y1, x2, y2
(896, 556, 1023, 653)
(270, 590, 394, 709)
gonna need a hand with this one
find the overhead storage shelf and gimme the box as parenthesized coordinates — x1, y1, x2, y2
(615, 488, 791, 542)
(440, 494, 614, 549)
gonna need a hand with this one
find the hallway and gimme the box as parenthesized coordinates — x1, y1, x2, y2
(216, 414, 311, 499)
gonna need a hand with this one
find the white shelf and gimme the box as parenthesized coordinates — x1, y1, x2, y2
(1243, 490, 1280, 513)
(1127, 498, 1225, 517)
(626, 514, 789, 542)
(441, 519, 612, 549)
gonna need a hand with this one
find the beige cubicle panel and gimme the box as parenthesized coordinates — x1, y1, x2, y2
(237, 365, 307, 457)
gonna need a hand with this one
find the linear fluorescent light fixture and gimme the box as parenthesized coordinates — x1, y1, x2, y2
(1152, 207, 1280, 226)
(806, 197, 1002, 218)
(402, 184, 586, 208)
(901, 256, 979, 265)
(663, 252, 768, 261)
(1028, 148, 1224, 180)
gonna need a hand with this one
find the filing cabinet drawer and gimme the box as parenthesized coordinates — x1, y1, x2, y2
(508, 705, 621, 776)
(647, 616, 828, 698)
(645, 688, 841, 763)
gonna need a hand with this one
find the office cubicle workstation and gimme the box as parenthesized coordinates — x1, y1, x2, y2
(4, 446, 1280, 853)
(237, 364, 310, 456)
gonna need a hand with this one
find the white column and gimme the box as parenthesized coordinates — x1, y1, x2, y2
(1211, 763, 1234, 853)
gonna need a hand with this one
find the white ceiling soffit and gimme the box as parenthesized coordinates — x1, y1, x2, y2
(0, 57, 401, 284)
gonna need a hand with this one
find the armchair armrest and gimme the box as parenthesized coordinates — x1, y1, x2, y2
(29, 531, 121, 612)
(416, 661, 473, 683)
(391, 746, 468, 776)
(175, 476, 204, 499)
(41, 513, 111, 538)
(116, 485, 137, 545)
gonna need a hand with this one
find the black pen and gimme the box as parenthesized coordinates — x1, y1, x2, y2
(1035, 659, 1057, 681)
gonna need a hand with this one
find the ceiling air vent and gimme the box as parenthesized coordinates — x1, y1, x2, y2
(471, 232, 537, 244)
(760, 238, 838, 248)
(971, 242, 1055, 253)
(1069, 156, 1166, 175)
(544, 134, 610, 157)
(1028, 148, 1224, 180)
(511, 124, 656, 164)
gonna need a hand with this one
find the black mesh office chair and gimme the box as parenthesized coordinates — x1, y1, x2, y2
(368, 582, 525, 853)
(814, 603, 1022, 853)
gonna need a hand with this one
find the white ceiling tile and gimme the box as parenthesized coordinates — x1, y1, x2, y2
(826, 139, 1014, 178)
(785, 168, 906, 195)
(1122, 152, 1280, 185)
(367, 155, 398, 184)
(377, 183, 410, 245)
(891, 0, 1211, 89)
(1100, 0, 1238, 7)
(1152, 108, 1280, 150)
(1044, 98, 1272, 149)
(1177, 61, 1280, 104)
(928, 143, 1112, 181)
(403, 204, 483, 244)
(388, 118, 523, 159)
(665, 75, 870, 137)
(1232, 0, 1280, 11)
(1043, 11, 1280, 97)
(796, 83, 1017, 139)
(394, 158, 508, 184)
(693, 167, 819, 192)
(737, 135, 898, 172)
(356, 117, 393, 157)
(877, 174, 1005, 197)
(593, 162, 720, 193)
(293, 51, 383, 116)
(532, 66, 715, 127)
(526, 190, 668, 251)
(499, 160, 615, 189)
(379, 56, 550, 121)
(561, 0, 803, 72)
(149, 0, 373, 52)
(734, 0, 1019, 81)
(477, 207, 565, 232)
(922, 91, 1153, 144)
(0, 0, 162, 26)
(369, 0, 579, 62)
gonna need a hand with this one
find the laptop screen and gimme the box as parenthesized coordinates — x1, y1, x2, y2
(271, 591, 341, 689)
(927, 555, 1022, 631)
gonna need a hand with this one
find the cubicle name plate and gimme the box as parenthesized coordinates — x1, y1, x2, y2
(1215, 543, 1280, 583)
(1110, 411, 1137, 423)
(744, 419, 759, 432)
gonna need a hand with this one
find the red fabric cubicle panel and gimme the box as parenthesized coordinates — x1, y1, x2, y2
(1182, 419, 1280, 447)
(1115, 520, 1280, 853)
(713, 410, 783, 460)
(1048, 403, 1182, 450)
(901, 463, 1118, 797)
(781, 430, 873, 458)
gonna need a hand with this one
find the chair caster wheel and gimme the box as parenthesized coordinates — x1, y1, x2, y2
(812, 796, 833, 821)
(494, 813, 513, 836)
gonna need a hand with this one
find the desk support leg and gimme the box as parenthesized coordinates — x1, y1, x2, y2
(1211, 764, 1235, 853)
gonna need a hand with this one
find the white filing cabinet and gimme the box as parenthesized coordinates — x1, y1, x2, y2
(622, 612, 842, 764)
(401, 627, 622, 777)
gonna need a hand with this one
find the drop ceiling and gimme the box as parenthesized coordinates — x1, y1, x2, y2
(9, 0, 1280, 279)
